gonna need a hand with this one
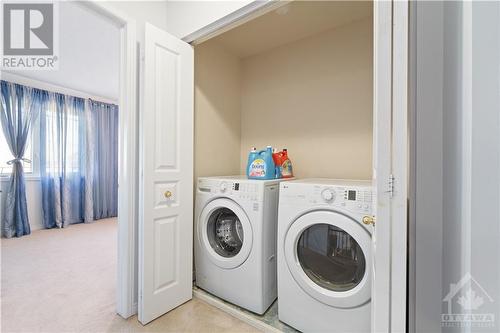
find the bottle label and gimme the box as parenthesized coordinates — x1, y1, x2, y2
(249, 159, 266, 177)
(281, 159, 293, 177)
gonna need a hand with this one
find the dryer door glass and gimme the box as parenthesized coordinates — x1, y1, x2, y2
(207, 208, 244, 258)
(297, 223, 366, 292)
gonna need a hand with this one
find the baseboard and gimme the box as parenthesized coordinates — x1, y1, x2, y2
(132, 302, 138, 315)
(193, 288, 282, 333)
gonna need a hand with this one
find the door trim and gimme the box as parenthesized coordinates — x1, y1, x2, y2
(284, 211, 372, 308)
(185, 0, 290, 45)
(391, 1, 409, 331)
(79, 1, 138, 319)
(372, 1, 409, 332)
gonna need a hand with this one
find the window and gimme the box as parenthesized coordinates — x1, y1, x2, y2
(43, 109, 81, 174)
(0, 129, 33, 175)
(0, 96, 84, 176)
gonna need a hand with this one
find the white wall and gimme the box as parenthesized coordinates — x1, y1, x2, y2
(468, 1, 500, 326)
(165, 0, 254, 39)
(0, 179, 44, 232)
(411, 2, 444, 332)
(442, 2, 500, 328)
(104, 1, 169, 43)
(4, 1, 121, 101)
(441, 2, 462, 332)
(412, 1, 500, 332)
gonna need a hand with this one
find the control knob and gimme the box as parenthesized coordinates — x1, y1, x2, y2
(220, 182, 228, 192)
(321, 189, 335, 202)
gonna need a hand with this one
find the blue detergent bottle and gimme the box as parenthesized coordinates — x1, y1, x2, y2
(247, 146, 276, 180)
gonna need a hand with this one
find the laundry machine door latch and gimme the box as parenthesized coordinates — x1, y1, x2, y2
(362, 215, 376, 226)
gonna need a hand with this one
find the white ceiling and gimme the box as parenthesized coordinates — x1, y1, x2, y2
(4, 2, 120, 101)
(209, 0, 373, 58)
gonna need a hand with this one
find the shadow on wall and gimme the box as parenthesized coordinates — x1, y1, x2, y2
(194, 42, 242, 181)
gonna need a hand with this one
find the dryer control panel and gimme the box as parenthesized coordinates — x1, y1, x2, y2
(280, 181, 373, 215)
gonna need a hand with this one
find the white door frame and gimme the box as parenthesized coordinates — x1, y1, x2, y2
(372, 1, 409, 332)
(184, 0, 290, 45)
(79, 1, 138, 318)
(391, 0, 409, 331)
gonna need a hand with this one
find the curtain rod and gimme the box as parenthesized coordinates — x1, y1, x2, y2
(1, 72, 118, 105)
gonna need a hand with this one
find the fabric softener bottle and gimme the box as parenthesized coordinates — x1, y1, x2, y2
(247, 146, 276, 180)
(246, 147, 257, 177)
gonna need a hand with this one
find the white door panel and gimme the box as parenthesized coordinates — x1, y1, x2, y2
(139, 23, 194, 325)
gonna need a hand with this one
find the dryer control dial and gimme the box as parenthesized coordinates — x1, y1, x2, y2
(321, 189, 335, 202)
(220, 182, 228, 192)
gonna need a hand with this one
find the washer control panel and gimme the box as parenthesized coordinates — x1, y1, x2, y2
(280, 182, 373, 214)
(198, 179, 262, 202)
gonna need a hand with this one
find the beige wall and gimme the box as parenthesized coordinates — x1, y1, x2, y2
(194, 42, 242, 181)
(239, 17, 373, 179)
(195, 17, 373, 181)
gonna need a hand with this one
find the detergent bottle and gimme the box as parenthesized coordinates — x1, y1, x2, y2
(247, 146, 276, 180)
(273, 148, 293, 179)
(272, 148, 282, 178)
(280, 149, 294, 178)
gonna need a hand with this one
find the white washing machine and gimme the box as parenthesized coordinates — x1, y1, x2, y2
(277, 179, 374, 333)
(195, 176, 284, 314)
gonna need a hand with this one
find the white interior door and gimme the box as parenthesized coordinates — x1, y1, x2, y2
(372, 1, 408, 332)
(138, 23, 194, 325)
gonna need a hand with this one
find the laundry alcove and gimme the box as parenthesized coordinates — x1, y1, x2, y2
(193, 0, 374, 182)
(137, 1, 407, 329)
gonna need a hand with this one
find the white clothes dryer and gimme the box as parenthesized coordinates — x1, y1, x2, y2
(195, 176, 285, 314)
(277, 179, 374, 332)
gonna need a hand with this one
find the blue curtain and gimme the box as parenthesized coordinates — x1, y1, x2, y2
(40, 93, 94, 228)
(0, 81, 47, 238)
(1, 80, 118, 232)
(39, 94, 119, 228)
(90, 101, 118, 219)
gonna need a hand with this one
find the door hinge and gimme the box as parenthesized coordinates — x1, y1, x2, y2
(387, 174, 395, 198)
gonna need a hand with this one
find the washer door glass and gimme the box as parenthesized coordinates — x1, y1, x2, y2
(207, 208, 244, 258)
(297, 223, 366, 292)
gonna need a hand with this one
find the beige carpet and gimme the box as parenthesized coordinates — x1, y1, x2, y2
(1, 219, 259, 333)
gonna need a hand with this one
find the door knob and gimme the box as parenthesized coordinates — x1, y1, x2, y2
(362, 215, 375, 226)
(164, 190, 172, 198)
